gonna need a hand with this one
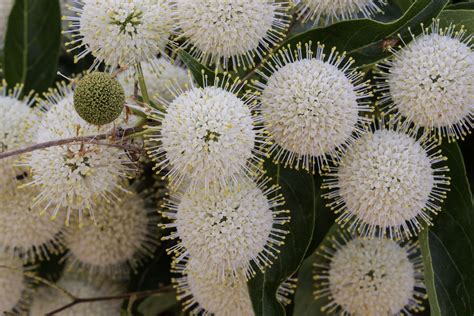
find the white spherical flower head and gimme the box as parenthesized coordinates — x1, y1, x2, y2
(378, 21, 474, 138)
(163, 177, 288, 279)
(297, 0, 385, 25)
(175, 0, 290, 69)
(21, 84, 133, 225)
(314, 236, 426, 315)
(119, 57, 192, 102)
(146, 80, 264, 191)
(378, 23, 473, 140)
(173, 260, 254, 316)
(0, 84, 38, 196)
(65, 0, 174, 68)
(0, 187, 64, 263)
(30, 277, 122, 316)
(0, 0, 14, 47)
(0, 254, 25, 313)
(64, 192, 158, 277)
(256, 43, 372, 173)
(324, 128, 450, 240)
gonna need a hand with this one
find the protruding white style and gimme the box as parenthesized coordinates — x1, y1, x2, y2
(21, 83, 133, 225)
(64, 192, 158, 278)
(65, 0, 174, 68)
(119, 57, 192, 102)
(0, 83, 38, 196)
(297, 0, 385, 25)
(255, 42, 372, 174)
(146, 77, 266, 192)
(175, 0, 290, 69)
(323, 127, 450, 240)
(173, 259, 254, 316)
(0, 254, 26, 313)
(0, 186, 64, 263)
(163, 176, 289, 279)
(29, 277, 122, 316)
(277, 277, 297, 306)
(0, 0, 14, 47)
(378, 22, 473, 140)
(314, 235, 426, 315)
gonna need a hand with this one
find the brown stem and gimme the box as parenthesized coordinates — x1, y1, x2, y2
(0, 127, 145, 160)
(46, 287, 174, 315)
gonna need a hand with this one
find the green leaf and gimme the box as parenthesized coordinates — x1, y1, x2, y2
(248, 162, 317, 316)
(137, 292, 178, 315)
(438, 10, 474, 33)
(283, 0, 448, 67)
(178, 50, 216, 87)
(293, 224, 340, 316)
(3, 0, 61, 94)
(420, 141, 474, 316)
(445, 3, 474, 10)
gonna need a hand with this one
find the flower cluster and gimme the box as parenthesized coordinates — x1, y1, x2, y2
(0, 0, 471, 313)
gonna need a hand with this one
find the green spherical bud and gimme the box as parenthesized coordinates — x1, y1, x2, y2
(74, 72, 125, 125)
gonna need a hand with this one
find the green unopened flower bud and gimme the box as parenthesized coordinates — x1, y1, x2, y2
(74, 72, 125, 125)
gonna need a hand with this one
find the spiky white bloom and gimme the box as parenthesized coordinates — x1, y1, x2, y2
(163, 176, 289, 279)
(0, 84, 38, 196)
(175, 0, 290, 69)
(119, 57, 192, 102)
(29, 277, 122, 316)
(323, 128, 450, 240)
(0, 187, 64, 263)
(65, 0, 174, 68)
(378, 23, 473, 140)
(296, 0, 385, 25)
(0, 0, 14, 47)
(64, 191, 158, 278)
(314, 235, 426, 315)
(20, 84, 133, 225)
(0, 254, 26, 313)
(146, 78, 266, 192)
(173, 259, 254, 316)
(276, 277, 297, 306)
(255, 42, 372, 173)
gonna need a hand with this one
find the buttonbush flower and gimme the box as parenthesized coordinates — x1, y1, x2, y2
(314, 235, 426, 315)
(255, 42, 372, 174)
(64, 191, 158, 278)
(277, 277, 297, 306)
(65, 0, 174, 68)
(0, 187, 64, 263)
(20, 83, 133, 225)
(162, 176, 289, 279)
(145, 76, 267, 192)
(173, 259, 254, 316)
(174, 0, 291, 69)
(377, 22, 473, 140)
(0, 83, 38, 196)
(323, 126, 450, 240)
(297, 0, 386, 25)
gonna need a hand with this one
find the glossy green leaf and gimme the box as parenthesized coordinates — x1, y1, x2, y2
(445, 3, 474, 10)
(439, 10, 474, 33)
(248, 162, 317, 316)
(293, 224, 340, 316)
(3, 0, 61, 94)
(283, 0, 448, 67)
(420, 141, 474, 316)
(137, 292, 178, 315)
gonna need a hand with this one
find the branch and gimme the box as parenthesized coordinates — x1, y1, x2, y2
(46, 286, 174, 315)
(0, 127, 145, 160)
